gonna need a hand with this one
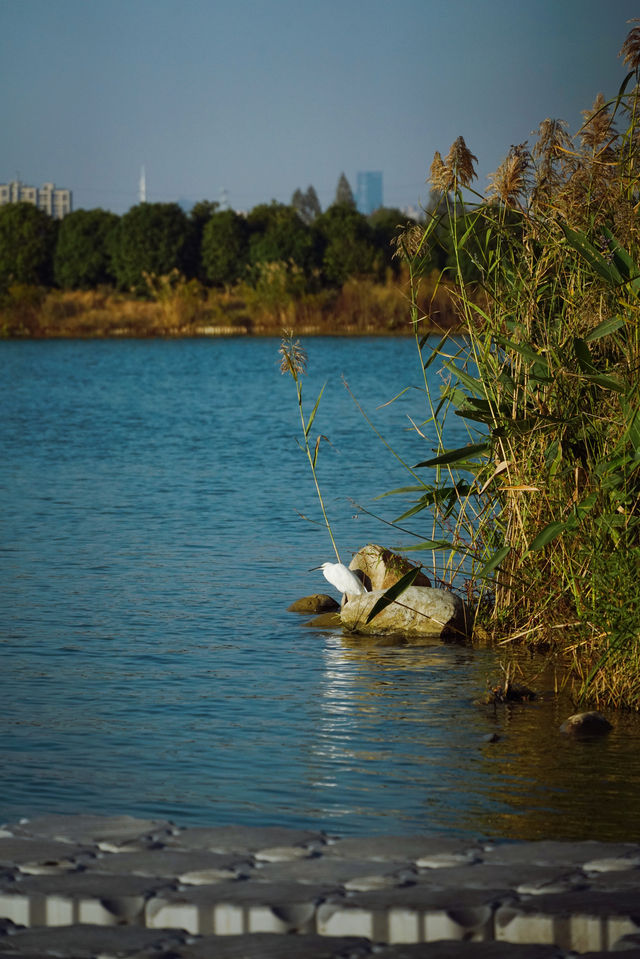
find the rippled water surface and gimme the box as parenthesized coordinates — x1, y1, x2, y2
(2, 337, 640, 842)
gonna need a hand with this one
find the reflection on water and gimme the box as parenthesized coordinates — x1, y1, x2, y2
(472, 697, 640, 841)
(313, 633, 640, 841)
(2, 338, 640, 840)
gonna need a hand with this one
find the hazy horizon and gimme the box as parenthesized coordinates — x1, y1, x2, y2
(2, 0, 637, 215)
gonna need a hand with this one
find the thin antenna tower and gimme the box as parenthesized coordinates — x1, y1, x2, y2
(219, 187, 229, 211)
(139, 166, 147, 204)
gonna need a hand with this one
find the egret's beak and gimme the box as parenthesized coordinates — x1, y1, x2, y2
(308, 565, 322, 571)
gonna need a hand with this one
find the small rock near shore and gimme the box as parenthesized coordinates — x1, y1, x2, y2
(560, 711, 613, 736)
(288, 594, 340, 614)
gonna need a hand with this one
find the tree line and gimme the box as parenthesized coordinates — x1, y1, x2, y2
(0, 174, 443, 299)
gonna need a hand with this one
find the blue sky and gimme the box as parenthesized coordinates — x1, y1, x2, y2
(2, 0, 637, 215)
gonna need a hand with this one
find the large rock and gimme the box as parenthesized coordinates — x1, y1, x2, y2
(560, 711, 613, 736)
(339, 585, 468, 640)
(348, 544, 431, 591)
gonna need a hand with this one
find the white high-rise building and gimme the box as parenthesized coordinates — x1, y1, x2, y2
(0, 180, 72, 219)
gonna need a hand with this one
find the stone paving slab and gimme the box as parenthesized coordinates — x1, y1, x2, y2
(323, 836, 483, 865)
(0, 816, 640, 956)
(0, 925, 613, 958)
(251, 857, 416, 890)
(316, 885, 510, 943)
(0, 872, 173, 927)
(82, 848, 253, 883)
(4, 816, 176, 850)
(0, 839, 96, 876)
(495, 891, 640, 953)
(164, 825, 326, 855)
(480, 841, 640, 868)
(146, 879, 336, 935)
(0, 921, 190, 957)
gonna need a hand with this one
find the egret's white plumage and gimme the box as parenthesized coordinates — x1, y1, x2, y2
(310, 561, 367, 601)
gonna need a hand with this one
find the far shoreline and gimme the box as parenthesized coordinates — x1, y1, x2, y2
(0, 274, 464, 341)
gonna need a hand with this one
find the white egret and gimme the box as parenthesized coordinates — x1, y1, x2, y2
(309, 562, 367, 604)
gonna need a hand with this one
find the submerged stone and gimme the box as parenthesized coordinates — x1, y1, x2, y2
(304, 611, 342, 628)
(559, 711, 613, 736)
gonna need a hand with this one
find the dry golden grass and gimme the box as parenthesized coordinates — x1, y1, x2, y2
(1, 271, 463, 339)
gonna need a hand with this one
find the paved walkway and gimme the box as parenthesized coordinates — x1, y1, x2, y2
(0, 815, 639, 957)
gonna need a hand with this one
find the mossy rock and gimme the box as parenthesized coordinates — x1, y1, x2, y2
(288, 594, 339, 614)
(304, 612, 343, 629)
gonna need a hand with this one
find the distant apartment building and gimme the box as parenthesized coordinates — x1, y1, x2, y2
(356, 171, 383, 216)
(0, 180, 72, 219)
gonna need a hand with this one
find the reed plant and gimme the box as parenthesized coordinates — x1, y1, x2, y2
(386, 22, 640, 707)
(279, 331, 342, 563)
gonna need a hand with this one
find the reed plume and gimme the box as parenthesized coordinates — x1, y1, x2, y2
(391, 223, 426, 260)
(580, 93, 617, 151)
(620, 18, 640, 72)
(531, 117, 573, 209)
(428, 138, 477, 193)
(486, 142, 532, 208)
(279, 330, 307, 377)
(429, 151, 453, 192)
(445, 136, 478, 190)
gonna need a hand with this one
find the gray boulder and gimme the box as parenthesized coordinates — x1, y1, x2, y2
(339, 585, 468, 640)
(348, 543, 431, 591)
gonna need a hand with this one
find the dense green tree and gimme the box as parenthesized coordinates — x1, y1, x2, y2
(314, 204, 376, 285)
(201, 209, 250, 286)
(246, 202, 319, 273)
(291, 185, 322, 225)
(187, 200, 220, 279)
(110, 203, 191, 293)
(367, 206, 411, 276)
(53, 208, 119, 289)
(334, 173, 355, 208)
(0, 203, 57, 292)
(190, 199, 219, 225)
(422, 190, 455, 274)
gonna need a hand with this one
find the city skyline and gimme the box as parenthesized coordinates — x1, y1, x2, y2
(2, 0, 637, 216)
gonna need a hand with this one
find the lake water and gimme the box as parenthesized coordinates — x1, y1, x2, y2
(2, 336, 640, 843)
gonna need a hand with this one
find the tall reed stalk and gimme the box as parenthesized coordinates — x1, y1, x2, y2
(279, 331, 341, 563)
(386, 22, 640, 707)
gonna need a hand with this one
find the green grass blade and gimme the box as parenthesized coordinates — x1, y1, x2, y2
(414, 442, 490, 468)
(528, 520, 567, 551)
(561, 225, 625, 286)
(304, 382, 326, 438)
(422, 330, 451, 369)
(442, 360, 486, 397)
(477, 545, 511, 579)
(584, 315, 625, 341)
(574, 337, 597, 374)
